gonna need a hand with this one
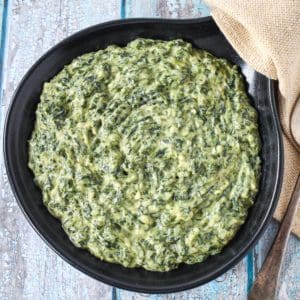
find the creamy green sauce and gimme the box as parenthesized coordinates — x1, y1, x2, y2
(29, 39, 261, 271)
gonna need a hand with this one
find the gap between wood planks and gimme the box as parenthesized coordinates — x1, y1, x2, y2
(111, 0, 256, 298)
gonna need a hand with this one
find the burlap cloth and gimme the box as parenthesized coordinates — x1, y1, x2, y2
(205, 0, 300, 236)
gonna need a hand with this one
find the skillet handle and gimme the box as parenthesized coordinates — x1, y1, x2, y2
(248, 173, 300, 300)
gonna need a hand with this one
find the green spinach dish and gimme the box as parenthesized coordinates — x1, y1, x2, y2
(29, 39, 261, 272)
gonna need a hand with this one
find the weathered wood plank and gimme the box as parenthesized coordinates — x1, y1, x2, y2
(0, 1, 4, 42)
(123, 2, 300, 300)
(279, 234, 300, 300)
(117, 258, 248, 300)
(253, 222, 300, 300)
(0, 1, 119, 299)
(118, 1, 249, 299)
(1, 1, 299, 300)
(125, 0, 210, 18)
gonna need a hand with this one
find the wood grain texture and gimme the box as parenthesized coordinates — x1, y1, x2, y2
(0, 1, 119, 299)
(118, 1, 249, 299)
(253, 223, 300, 300)
(0, 1, 299, 300)
(119, 1, 300, 300)
(117, 260, 247, 300)
(249, 175, 300, 299)
(125, 0, 210, 18)
(0, 1, 4, 42)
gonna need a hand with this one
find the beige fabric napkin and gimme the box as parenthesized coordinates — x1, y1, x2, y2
(205, 0, 300, 236)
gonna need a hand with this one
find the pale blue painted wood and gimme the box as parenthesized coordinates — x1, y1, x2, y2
(0, 0, 8, 127)
(117, 2, 248, 299)
(0, 1, 119, 299)
(0, 1, 4, 38)
(118, 1, 300, 300)
(124, 0, 209, 19)
(253, 222, 300, 300)
(0, 1, 299, 299)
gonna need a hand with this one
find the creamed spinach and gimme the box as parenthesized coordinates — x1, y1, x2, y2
(29, 39, 261, 271)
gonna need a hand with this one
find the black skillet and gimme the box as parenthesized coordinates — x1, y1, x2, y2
(4, 17, 283, 293)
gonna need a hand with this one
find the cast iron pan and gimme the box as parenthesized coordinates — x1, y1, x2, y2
(4, 17, 283, 293)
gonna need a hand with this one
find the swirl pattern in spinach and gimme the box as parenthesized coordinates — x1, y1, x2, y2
(29, 39, 261, 271)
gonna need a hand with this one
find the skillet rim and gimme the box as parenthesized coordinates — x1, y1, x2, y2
(3, 16, 283, 293)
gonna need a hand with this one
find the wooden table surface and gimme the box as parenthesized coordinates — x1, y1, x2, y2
(0, 1, 299, 299)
